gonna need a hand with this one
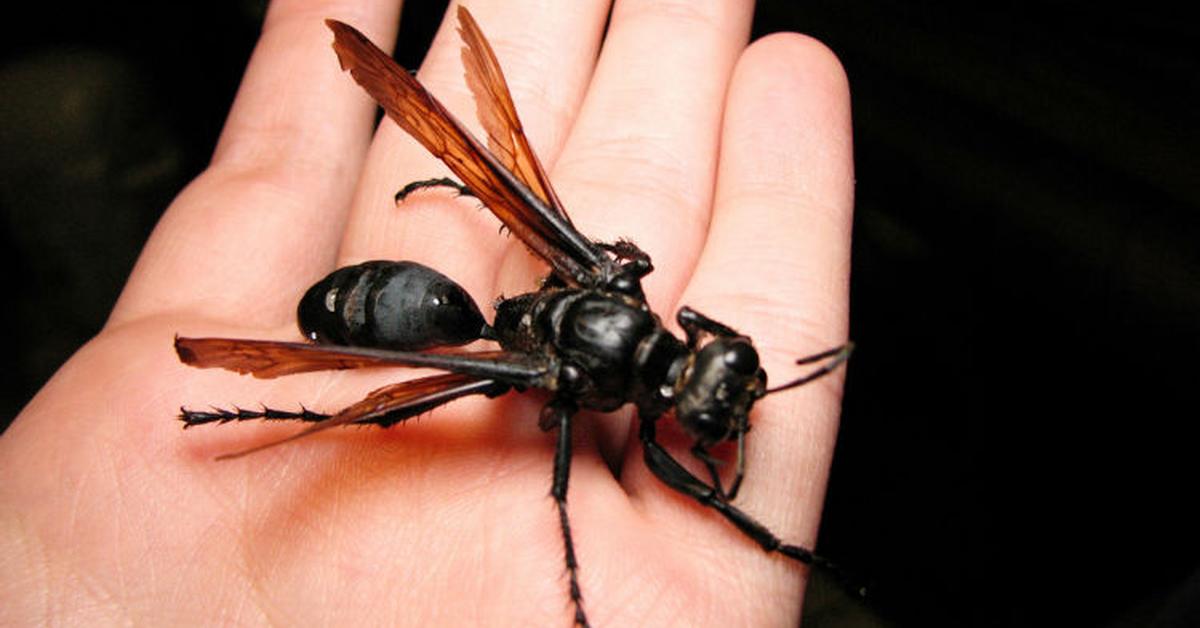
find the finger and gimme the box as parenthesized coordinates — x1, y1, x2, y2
(338, 1, 612, 303)
(628, 33, 853, 564)
(111, 0, 403, 329)
(528, 0, 755, 305)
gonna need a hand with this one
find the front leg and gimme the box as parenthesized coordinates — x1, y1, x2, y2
(676, 306, 742, 349)
(639, 418, 822, 565)
(690, 435, 746, 502)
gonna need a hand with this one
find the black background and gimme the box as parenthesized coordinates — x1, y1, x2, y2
(2, 2, 1197, 626)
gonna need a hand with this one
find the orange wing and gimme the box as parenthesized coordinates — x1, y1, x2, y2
(326, 15, 609, 287)
(174, 336, 550, 384)
(456, 5, 568, 219)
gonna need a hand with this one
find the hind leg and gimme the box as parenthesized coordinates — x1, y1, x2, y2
(394, 177, 474, 203)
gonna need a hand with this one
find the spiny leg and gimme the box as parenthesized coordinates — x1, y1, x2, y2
(639, 418, 844, 573)
(394, 177, 474, 203)
(182, 377, 510, 460)
(543, 399, 590, 628)
(180, 405, 330, 428)
(179, 392, 491, 431)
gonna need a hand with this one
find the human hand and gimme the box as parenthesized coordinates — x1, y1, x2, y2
(0, 1, 852, 625)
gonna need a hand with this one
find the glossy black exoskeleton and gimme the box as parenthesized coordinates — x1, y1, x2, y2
(174, 10, 855, 627)
(297, 260, 487, 350)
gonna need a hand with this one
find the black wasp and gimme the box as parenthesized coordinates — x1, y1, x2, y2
(175, 7, 853, 627)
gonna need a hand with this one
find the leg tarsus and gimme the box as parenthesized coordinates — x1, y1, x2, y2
(179, 405, 330, 428)
(394, 177, 474, 203)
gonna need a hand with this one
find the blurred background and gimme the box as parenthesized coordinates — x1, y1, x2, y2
(2, 1, 1196, 626)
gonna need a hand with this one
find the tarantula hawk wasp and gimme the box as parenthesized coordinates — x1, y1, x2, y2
(174, 7, 853, 626)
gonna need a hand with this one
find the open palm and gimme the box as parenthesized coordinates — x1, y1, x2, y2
(0, 1, 852, 625)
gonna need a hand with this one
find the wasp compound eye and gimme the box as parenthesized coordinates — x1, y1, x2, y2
(723, 342, 759, 375)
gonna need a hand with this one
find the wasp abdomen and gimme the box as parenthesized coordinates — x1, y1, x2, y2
(298, 261, 486, 350)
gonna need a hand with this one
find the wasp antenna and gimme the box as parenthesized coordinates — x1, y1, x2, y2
(765, 342, 854, 395)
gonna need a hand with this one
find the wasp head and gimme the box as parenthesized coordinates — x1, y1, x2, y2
(673, 337, 767, 446)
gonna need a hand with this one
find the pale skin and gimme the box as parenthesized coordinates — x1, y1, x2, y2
(0, 0, 853, 625)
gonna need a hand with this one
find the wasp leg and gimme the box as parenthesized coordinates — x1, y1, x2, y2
(676, 306, 742, 349)
(180, 405, 330, 428)
(394, 177, 475, 203)
(690, 439, 747, 502)
(599, 240, 653, 276)
(543, 399, 590, 628)
(597, 241, 653, 297)
(640, 418, 832, 567)
(598, 239, 648, 262)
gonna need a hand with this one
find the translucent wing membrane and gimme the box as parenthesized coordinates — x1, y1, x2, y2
(456, 6, 569, 220)
(326, 17, 608, 286)
(174, 336, 551, 385)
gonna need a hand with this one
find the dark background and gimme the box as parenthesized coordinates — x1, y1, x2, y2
(2, 2, 1196, 626)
